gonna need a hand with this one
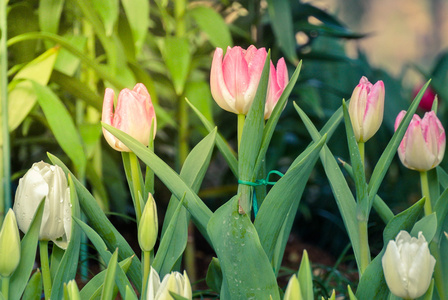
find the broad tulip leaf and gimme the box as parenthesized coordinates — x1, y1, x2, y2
(48, 153, 142, 292)
(6, 47, 58, 136)
(121, 0, 149, 54)
(356, 198, 424, 299)
(22, 269, 42, 300)
(101, 249, 119, 300)
(101, 124, 214, 243)
(189, 6, 232, 49)
(295, 103, 361, 271)
(254, 133, 326, 263)
(80, 257, 133, 299)
(73, 217, 137, 298)
(161, 37, 191, 95)
(50, 175, 82, 300)
(207, 196, 280, 299)
(9, 200, 45, 300)
(33, 81, 87, 176)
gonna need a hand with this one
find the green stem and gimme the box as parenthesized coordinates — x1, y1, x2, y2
(0, 0, 11, 221)
(358, 141, 365, 169)
(129, 152, 143, 225)
(39, 240, 52, 300)
(420, 171, 432, 215)
(237, 114, 245, 153)
(358, 220, 370, 276)
(1, 276, 9, 299)
(141, 251, 151, 298)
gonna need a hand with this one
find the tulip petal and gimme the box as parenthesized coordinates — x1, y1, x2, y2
(210, 47, 236, 113)
(383, 240, 409, 298)
(243, 47, 267, 114)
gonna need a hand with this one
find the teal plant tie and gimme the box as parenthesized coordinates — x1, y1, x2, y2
(238, 170, 284, 218)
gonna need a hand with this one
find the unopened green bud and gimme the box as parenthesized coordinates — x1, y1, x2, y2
(0, 209, 21, 277)
(66, 280, 81, 300)
(138, 193, 158, 252)
(284, 274, 302, 300)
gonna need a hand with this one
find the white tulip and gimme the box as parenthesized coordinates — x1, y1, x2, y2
(382, 230, 435, 299)
(147, 267, 192, 300)
(13, 161, 71, 249)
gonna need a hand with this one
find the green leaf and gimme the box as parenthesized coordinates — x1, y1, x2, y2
(54, 35, 87, 76)
(73, 217, 137, 298)
(101, 249, 119, 300)
(186, 98, 237, 177)
(410, 213, 437, 242)
(266, 0, 298, 64)
(207, 196, 280, 299)
(91, 0, 118, 36)
(153, 195, 187, 276)
(189, 6, 232, 49)
(294, 103, 360, 271)
(297, 250, 313, 300)
(6, 47, 58, 136)
(33, 82, 87, 175)
(121, 0, 149, 55)
(342, 100, 367, 214)
(356, 198, 424, 299)
(254, 134, 326, 263)
(38, 0, 65, 34)
(101, 124, 214, 243)
(238, 52, 270, 214)
(185, 81, 214, 123)
(160, 37, 191, 95)
(124, 285, 138, 300)
(9, 200, 45, 300)
(206, 258, 223, 293)
(367, 80, 431, 207)
(48, 153, 142, 292)
(21, 269, 42, 300)
(347, 285, 357, 300)
(50, 175, 82, 300)
(254, 61, 302, 176)
(80, 257, 133, 299)
(420, 279, 434, 300)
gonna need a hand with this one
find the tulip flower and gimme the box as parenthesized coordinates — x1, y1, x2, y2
(102, 83, 157, 152)
(412, 83, 437, 111)
(348, 76, 385, 142)
(210, 46, 288, 118)
(0, 209, 21, 277)
(395, 110, 446, 171)
(13, 161, 71, 249)
(382, 231, 435, 299)
(138, 193, 158, 252)
(147, 267, 192, 300)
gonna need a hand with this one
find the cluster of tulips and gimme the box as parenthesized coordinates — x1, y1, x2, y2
(0, 45, 446, 299)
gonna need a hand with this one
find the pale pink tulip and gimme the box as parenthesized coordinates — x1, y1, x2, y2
(264, 58, 288, 119)
(348, 76, 385, 142)
(102, 83, 156, 152)
(210, 46, 269, 115)
(395, 110, 446, 171)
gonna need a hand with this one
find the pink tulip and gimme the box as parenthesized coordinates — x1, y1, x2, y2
(102, 83, 157, 152)
(210, 46, 288, 118)
(412, 84, 437, 111)
(395, 110, 446, 171)
(348, 76, 385, 142)
(265, 58, 288, 119)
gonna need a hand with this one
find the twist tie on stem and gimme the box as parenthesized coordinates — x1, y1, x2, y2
(238, 170, 284, 217)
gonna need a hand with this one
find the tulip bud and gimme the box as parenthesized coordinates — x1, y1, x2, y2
(66, 280, 81, 300)
(146, 267, 192, 300)
(210, 46, 288, 118)
(348, 76, 385, 142)
(283, 274, 302, 300)
(102, 83, 157, 152)
(138, 194, 158, 252)
(395, 110, 446, 171)
(0, 209, 21, 277)
(13, 161, 71, 249)
(382, 231, 435, 299)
